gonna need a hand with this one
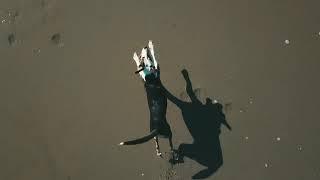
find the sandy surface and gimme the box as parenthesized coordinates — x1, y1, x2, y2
(1, 0, 320, 179)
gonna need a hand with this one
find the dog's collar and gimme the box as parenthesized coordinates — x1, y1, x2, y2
(135, 63, 158, 74)
(145, 83, 161, 88)
(135, 63, 145, 74)
(135, 67, 145, 74)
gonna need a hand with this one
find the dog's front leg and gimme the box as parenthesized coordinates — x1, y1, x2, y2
(148, 40, 158, 69)
(168, 136, 179, 164)
(133, 52, 146, 81)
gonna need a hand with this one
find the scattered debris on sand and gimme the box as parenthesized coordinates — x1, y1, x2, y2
(0, 9, 19, 24)
(159, 168, 178, 180)
(239, 96, 255, 113)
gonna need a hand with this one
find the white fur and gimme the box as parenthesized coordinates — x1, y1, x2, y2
(148, 40, 157, 69)
(132, 40, 159, 81)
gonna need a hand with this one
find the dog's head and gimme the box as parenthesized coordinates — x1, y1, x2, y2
(133, 41, 159, 81)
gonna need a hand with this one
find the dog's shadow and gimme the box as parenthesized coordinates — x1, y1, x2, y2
(161, 69, 232, 179)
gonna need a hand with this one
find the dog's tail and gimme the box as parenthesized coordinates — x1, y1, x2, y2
(119, 129, 159, 145)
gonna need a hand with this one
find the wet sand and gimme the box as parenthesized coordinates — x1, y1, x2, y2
(1, 0, 320, 179)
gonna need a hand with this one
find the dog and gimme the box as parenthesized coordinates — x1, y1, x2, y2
(119, 40, 174, 157)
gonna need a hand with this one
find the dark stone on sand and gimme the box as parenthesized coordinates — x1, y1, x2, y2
(8, 33, 16, 46)
(51, 33, 61, 44)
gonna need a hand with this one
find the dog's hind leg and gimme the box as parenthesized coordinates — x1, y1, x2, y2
(154, 136, 162, 157)
(168, 135, 179, 163)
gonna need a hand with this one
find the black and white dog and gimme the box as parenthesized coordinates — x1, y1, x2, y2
(119, 41, 173, 157)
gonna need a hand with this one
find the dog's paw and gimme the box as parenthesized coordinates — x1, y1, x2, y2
(156, 149, 162, 157)
(141, 47, 151, 67)
(147, 40, 157, 68)
(148, 40, 154, 50)
(169, 150, 184, 164)
(140, 48, 147, 59)
(157, 152, 163, 157)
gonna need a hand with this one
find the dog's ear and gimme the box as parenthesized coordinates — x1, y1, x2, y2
(133, 52, 141, 67)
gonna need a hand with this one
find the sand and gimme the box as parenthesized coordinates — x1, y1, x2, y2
(1, 0, 320, 179)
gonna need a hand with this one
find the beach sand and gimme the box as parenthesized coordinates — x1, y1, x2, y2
(1, 0, 320, 179)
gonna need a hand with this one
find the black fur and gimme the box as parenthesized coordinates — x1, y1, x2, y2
(121, 69, 173, 145)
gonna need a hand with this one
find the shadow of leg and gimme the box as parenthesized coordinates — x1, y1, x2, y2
(192, 148, 223, 179)
(192, 168, 215, 179)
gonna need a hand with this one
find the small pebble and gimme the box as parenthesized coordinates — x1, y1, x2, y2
(276, 137, 281, 141)
(239, 109, 244, 113)
(141, 173, 144, 176)
(33, 48, 41, 54)
(245, 136, 249, 140)
(249, 97, 253, 104)
(213, 99, 218, 104)
(284, 39, 290, 45)
(297, 145, 303, 151)
(51, 33, 61, 45)
(1, 19, 6, 24)
(8, 33, 16, 46)
(264, 163, 269, 168)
